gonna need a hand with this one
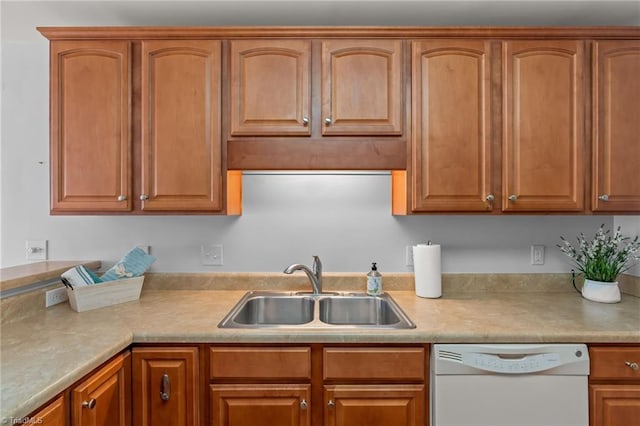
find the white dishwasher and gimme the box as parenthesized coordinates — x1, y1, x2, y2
(431, 344, 589, 426)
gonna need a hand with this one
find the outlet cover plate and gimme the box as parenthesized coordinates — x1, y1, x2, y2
(45, 287, 68, 307)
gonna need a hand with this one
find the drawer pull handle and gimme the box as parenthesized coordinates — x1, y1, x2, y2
(82, 398, 96, 409)
(328, 399, 335, 408)
(300, 399, 308, 410)
(160, 373, 171, 401)
(625, 361, 639, 371)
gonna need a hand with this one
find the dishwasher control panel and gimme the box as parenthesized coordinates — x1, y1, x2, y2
(470, 352, 561, 373)
(433, 343, 589, 375)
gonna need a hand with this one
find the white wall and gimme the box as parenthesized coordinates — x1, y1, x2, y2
(1, 4, 638, 274)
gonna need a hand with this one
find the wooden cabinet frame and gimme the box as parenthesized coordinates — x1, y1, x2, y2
(38, 27, 640, 215)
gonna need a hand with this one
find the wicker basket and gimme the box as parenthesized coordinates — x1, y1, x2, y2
(66, 276, 144, 312)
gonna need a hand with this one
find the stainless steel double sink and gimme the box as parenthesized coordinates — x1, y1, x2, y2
(218, 291, 416, 329)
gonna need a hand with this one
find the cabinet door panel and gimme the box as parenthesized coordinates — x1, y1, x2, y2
(230, 40, 311, 135)
(322, 40, 403, 135)
(324, 385, 424, 426)
(411, 40, 493, 211)
(590, 384, 640, 426)
(592, 40, 640, 212)
(31, 395, 67, 426)
(132, 347, 199, 426)
(71, 351, 131, 426)
(141, 40, 222, 211)
(210, 384, 310, 426)
(503, 40, 585, 211)
(50, 41, 131, 212)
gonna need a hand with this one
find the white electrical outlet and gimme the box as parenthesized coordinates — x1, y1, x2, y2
(201, 244, 223, 266)
(45, 287, 68, 307)
(26, 240, 48, 260)
(531, 245, 545, 265)
(406, 245, 414, 266)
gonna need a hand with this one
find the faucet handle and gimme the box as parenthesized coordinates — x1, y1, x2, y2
(312, 255, 322, 274)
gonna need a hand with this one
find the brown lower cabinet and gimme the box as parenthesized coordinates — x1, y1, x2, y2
(28, 343, 640, 426)
(30, 394, 67, 426)
(132, 347, 200, 426)
(71, 350, 131, 426)
(589, 346, 640, 426)
(208, 345, 427, 426)
(210, 384, 311, 426)
(324, 385, 424, 426)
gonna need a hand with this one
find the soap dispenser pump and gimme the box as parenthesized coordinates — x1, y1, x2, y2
(366, 262, 382, 296)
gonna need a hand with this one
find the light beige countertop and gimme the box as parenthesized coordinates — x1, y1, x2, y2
(2, 274, 640, 420)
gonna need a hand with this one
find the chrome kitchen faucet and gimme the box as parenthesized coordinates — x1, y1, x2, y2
(283, 255, 323, 294)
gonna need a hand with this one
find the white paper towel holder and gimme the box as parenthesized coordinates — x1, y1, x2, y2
(413, 241, 442, 299)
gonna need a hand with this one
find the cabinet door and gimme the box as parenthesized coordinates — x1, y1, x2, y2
(229, 40, 311, 136)
(71, 351, 131, 426)
(50, 41, 131, 212)
(322, 40, 403, 135)
(592, 40, 640, 212)
(132, 347, 199, 426)
(141, 40, 222, 211)
(210, 384, 310, 426)
(31, 395, 67, 426)
(324, 385, 424, 426)
(590, 384, 640, 426)
(503, 40, 585, 211)
(411, 40, 493, 212)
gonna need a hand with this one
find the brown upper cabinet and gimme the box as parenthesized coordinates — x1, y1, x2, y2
(39, 27, 640, 215)
(140, 40, 223, 212)
(410, 39, 494, 212)
(321, 40, 403, 136)
(592, 40, 640, 212)
(46, 37, 238, 214)
(50, 40, 132, 212)
(502, 40, 585, 212)
(229, 40, 312, 136)
(226, 39, 406, 170)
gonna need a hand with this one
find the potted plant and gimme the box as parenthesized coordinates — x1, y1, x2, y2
(558, 225, 640, 303)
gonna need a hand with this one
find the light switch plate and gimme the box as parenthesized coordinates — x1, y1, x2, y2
(26, 240, 48, 260)
(201, 244, 223, 266)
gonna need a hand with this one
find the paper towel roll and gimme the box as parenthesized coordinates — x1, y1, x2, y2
(413, 243, 442, 298)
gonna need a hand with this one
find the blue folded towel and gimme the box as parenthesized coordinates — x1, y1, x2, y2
(101, 247, 156, 282)
(61, 265, 102, 288)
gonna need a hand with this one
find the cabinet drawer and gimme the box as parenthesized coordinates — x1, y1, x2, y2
(323, 347, 425, 381)
(590, 347, 640, 380)
(210, 347, 311, 380)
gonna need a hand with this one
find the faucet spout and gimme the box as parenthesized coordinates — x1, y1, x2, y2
(283, 255, 323, 294)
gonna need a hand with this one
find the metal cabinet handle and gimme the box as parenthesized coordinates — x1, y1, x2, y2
(625, 361, 639, 371)
(302, 117, 309, 125)
(508, 195, 518, 202)
(485, 194, 495, 202)
(598, 194, 609, 201)
(117, 195, 127, 201)
(82, 398, 96, 409)
(140, 194, 149, 201)
(324, 117, 332, 125)
(160, 373, 171, 401)
(300, 399, 308, 410)
(328, 399, 335, 407)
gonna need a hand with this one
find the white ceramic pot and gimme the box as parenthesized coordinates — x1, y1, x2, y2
(582, 279, 621, 303)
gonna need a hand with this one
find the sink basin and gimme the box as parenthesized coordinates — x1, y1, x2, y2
(319, 295, 406, 326)
(218, 291, 415, 329)
(219, 292, 314, 327)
